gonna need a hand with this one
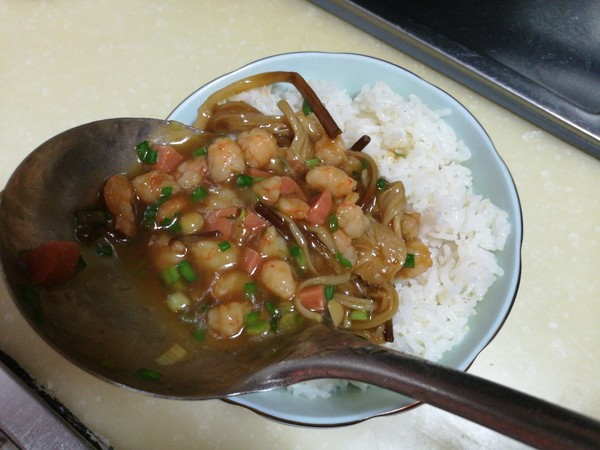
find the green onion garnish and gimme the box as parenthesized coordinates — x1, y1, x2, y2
(264, 301, 277, 316)
(336, 252, 353, 268)
(95, 243, 113, 257)
(403, 253, 415, 269)
(244, 281, 258, 300)
(324, 285, 335, 301)
(176, 260, 197, 283)
(134, 368, 161, 381)
(360, 158, 368, 169)
(193, 146, 208, 157)
(376, 178, 389, 190)
(290, 245, 307, 268)
(161, 216, 181, 233)
(278, 311, 302, 331)
(190, 186, 208, 202)
(236, 174, 254, 187)
(246, 320, 270, 335)
(218, 241, 231, 252)
(246, 311, 261, 325)
(349, 310, 369, 321)
(305, 158, 322, 167)
(328, 213, 339, 232)
(162, 265, 180, 285)
(135, 140, 157, 164)
(302, 99, 313, 116)
(192, 328, 207, 342)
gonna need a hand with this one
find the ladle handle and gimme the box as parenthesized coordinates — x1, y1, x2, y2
(304, 346, 600, 449)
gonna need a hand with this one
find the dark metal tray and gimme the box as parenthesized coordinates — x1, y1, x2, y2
(310, 0, 600, 159)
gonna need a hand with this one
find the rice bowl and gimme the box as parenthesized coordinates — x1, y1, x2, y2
(168, 52, 522, 426)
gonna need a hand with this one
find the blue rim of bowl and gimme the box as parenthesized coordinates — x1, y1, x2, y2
(167, 51, 523, 427)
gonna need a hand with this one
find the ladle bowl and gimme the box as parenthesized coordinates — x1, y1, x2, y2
(1, 117, 600, 449)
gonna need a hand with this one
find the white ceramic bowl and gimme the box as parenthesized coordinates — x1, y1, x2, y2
(168, 52, 523, 426)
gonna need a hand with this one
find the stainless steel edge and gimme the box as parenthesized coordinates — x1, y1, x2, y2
(309, 0, 600, 160)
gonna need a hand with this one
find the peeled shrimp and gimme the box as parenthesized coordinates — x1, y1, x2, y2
(314, 135, 347, 166)
(336, 200, 370, 238)
(211, 270, 253, 302)
(305, 165, 357, 198)
(156, 196, 189, 223)
(147, 233, 186, 271)
(103, 174, 137, 237)
(207, 302, 250, 338)
(398, 238, 432, 278)
(188, 239, 239, 272)
(258, 259, 297, 301)
(175, 158, 207, 191)
(131, 170, 180, 204)
(276, 197, 309, 220)
(252, 176, 282, 204)
(237, 127, 277, 168)
(258, 226, 288, 258)
(207, 137, 245, 183)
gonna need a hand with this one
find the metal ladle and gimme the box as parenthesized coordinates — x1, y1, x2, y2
(1, 118, 599, 449)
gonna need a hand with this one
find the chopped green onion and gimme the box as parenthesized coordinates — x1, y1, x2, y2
(176, 260, 197, 283)
(403, 253, 415, 269)
(166, 291, 191, 312)
(244, 281, 258, 300)
(360, 158, 368, 169)
(278, 311, 302, 331)
(328, 213, 339, 232)
(136, 140, 159, 164)
(190, 186, 208, 202)
(95, 243, 113, 257)
(324, 285, 336, 301)
(193, 146, 208, 157)
(146, 149, 158, 164)
(134, 368, 161, 381)
(246, 320, 270, 335)
(290, 245, 307, 269)
(305, 158, 322, 167)
(336, 252, 353, 268)
(143, 187, 173, 227)
(246, 311, 261, 325)
(218, 240, 231, 252)
(350, 310, 369, 321)
(302, 99, 313, 116)
(264, 301, 277, 316)
(162, 265, 180, 285)
(376, 177, 389, 190)
(161, 216, 181, 233)
(236, 173, 254, 187)
(192, 328, 207, 342)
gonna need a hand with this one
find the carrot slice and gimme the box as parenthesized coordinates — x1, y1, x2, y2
(297, 284, 326, 312)
(147, 145, 184, 173)
(24, 240, 81, 287)
(240, 247, 262, 275)
(280, 176, 302, 195)
(306, 189, 333, 225)
(244, 208, 269, 233)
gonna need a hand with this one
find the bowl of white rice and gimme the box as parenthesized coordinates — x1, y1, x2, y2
(168, 52, 522, 426)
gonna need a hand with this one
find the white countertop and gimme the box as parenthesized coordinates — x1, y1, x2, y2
(2, 1, 600, 449)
